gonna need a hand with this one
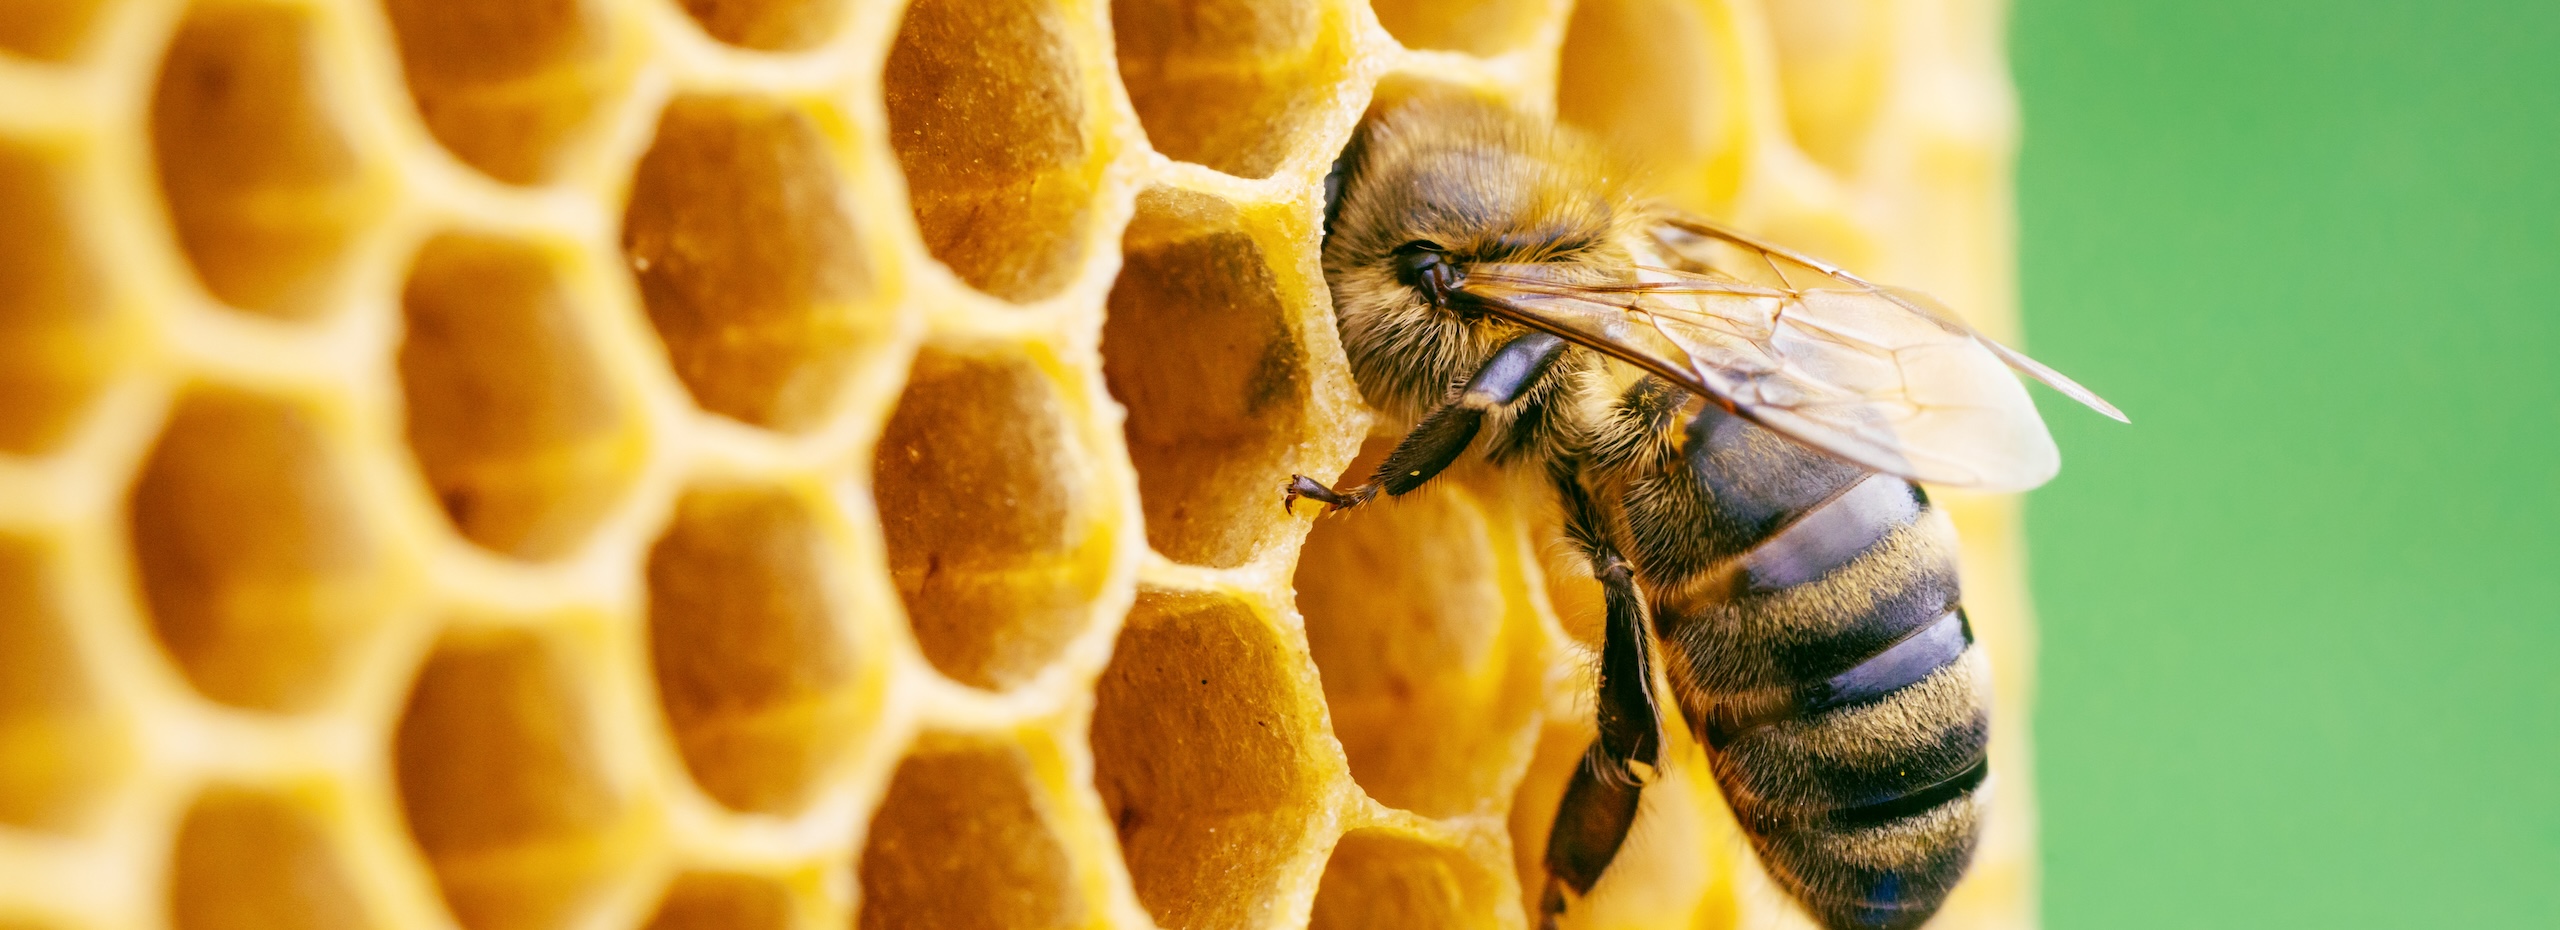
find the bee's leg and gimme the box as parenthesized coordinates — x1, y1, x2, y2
(1541, 557, 1658, 916)
(1541, 467, 1664, 925)
(1285, 332, 1567, 514)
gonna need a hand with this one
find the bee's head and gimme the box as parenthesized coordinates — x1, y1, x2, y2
(1324, 94, 1632, 323)
(1319, 94, 1637, 417)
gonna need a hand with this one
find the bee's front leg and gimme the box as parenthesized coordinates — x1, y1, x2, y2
(1284, 332, 1567, 515)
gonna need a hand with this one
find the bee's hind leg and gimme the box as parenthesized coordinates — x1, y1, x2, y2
(1284, 332, 1567, 514)
(1541, 469, 1663, 926)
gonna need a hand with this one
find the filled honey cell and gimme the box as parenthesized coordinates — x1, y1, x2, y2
(0, 0, 108, 61)
(0, 536, 118, 833)
(168, 787, 373, 930)
(398, 233, 641, 561)
(149, 3, 384, 319)
(1101, 190, 1312, 569)
(640, 873, 796, 930)
(645, 485, 869, 815)
(1112, 0, 1355, 179)
(1091, 591, 1332, 929)
(1297, 449, 1545, 819)
(882, 0, 1099, 303)
(0, 141, 112, 457)
(623, 94, 881, 432)
(678, 0, 847, 52)
(873, 347, 1108, 691)
(393, 628, 636, 930)
(1369, 0, 1550, 57)
(1308, 830, 1510, 930)
(379, 0, 622, 185)
(854, 739, 1084, 930)
(1556, 0, 1733, 210)
(1766, 0, 1889, 174)
(128, 389, 387, 713)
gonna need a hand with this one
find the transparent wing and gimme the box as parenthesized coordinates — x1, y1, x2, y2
(1455, 216, 2121, 491)
(1651, 213, 2129, 422)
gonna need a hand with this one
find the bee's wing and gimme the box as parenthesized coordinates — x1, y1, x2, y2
(1650, 213, 2129, 422)
(1461, 252, 2098, 491)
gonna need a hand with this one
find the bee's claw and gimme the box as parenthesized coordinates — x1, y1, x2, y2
(1284, 475, 1371, 515)
(1283, 475, 1334, 514)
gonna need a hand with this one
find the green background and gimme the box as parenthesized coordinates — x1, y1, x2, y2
(2013, 1, 2559, 927)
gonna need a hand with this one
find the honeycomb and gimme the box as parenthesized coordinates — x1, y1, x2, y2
(0, 0, 2039, 928)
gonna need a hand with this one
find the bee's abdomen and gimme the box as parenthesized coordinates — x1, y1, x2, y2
(1684, 543, 1990, 930)
(1709, 639, 1990, 930)
(1642, 407, 1989, 930)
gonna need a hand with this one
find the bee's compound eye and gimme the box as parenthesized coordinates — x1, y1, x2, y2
(1392, 241, 1458, 307)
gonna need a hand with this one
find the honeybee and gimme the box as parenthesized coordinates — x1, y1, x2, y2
(1285, 95, 2123, 929)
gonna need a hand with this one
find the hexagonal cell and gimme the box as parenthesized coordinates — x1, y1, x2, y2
(399, 233, 641, 561)
(623, 94, 881, 432)
(168, 787, 373, 930)
(854, 739, 1084, 930)
(1091, 591, 1331, 929)
(1308, 830, 1509, 929)
(129, 388, 387, 713)
(0, 535, 118, 832)
(380, 0, 621, 185)
(645, 484, 868, 815)
(1101, 189, 1312, 568)
(641, 872, 795, 930)
(873, 347, 1108, 691)
(150, 3, 384, 319)
(679, 0, 846, 53)
(1113, 0, 1355, 179)
(1296, 445, 1545, 819)
(394, 628, 635, 930)
(0, 0, 108, 61)
(1556, 0, 1732, 208)
(1766, 0, 1889, 174)
(882, 0, 1098, 302)
(1370, 0, 1549, 56)
(0, 141, 112, 457)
